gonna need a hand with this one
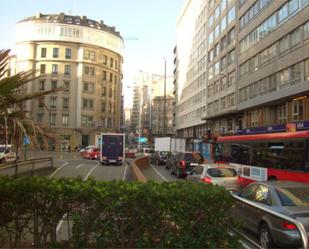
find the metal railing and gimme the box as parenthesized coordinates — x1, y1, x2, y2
(0, 157, 54, 177)
(232, 194, 308, 249)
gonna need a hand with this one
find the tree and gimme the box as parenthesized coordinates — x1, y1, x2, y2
(0, 49, 61, 173)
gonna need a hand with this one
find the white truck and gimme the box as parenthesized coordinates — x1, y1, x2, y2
(154, 137, 186, 153)
(0, 144, 16, 164)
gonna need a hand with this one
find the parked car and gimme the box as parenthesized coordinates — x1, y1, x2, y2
(135, 148, 154, 157)
(187, 164, 239, 192)
(80, 145, 96, 155)
(150, 151, 171, 165)
(170, 152, 205, 178)
(232, 181, 309, 249)
(0, 144, 16, 164)
(125, 149, 136, 158)
(83, 147, 100, 160)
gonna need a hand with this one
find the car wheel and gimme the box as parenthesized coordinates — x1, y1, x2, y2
(259, 224, 275, 249)
(0, 158, 4, 164)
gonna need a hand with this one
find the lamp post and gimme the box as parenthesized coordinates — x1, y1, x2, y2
(163, 58, 167, 136)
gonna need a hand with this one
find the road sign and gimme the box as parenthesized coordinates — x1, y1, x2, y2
(23, 136, 30, 145)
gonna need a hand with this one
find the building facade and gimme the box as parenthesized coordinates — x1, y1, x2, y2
(14, 13, 124, 150)
(175, 0, 309, 139)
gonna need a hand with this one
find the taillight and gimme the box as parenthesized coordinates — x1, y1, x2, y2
(202, 176, 212, 184)
(180, 160, 186, 168)
(118, 157, 123, 160)
(102, 156, 107, 160)
(282, 222, 297, 230)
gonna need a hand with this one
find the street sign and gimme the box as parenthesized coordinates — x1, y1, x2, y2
(23, 136, 30, 145)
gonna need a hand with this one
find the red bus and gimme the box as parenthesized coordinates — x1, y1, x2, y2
(214, 131, 309, 186)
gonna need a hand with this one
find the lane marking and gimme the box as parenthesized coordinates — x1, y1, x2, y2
(83, 164, 98, 181)
(75, 163, 85, 169)
(49, 161, 68, 178)
(150, 164, 168, 182)
(122, 162, 128, 181)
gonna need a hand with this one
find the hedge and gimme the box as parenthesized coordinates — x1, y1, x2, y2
(0, 176, 240, 248)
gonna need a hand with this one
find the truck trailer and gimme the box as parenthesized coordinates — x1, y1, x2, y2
(100, 133, 125, 165)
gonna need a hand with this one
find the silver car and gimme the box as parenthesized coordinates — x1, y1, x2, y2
(232, 181, 309, 248)
(186, 164, 239, 192)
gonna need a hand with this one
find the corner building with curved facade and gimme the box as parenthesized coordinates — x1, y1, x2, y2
(15, 13, 124, 150)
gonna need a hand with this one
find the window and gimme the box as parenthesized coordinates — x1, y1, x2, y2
(220, 36, 227, 51)
(53, 48, 59, 58)
(40, 64, 46, 74)
(39, 80, 45, 91)
(84, 50, 95, 61)
(221, 76, 227, 90)
(214, 62, 220, 76)
(83, 82, 94, 92)
(215, 6, 220, 20)
(208, 67, 214, 80)
(51, 80, 57, 90)
(101, 102, 106, 112)
(62, 114, 69, 126)
(227, 28, 235, 45)
(64, 65, 71, 75)
(41, 48, 47, 58)
(103, 55, 107, 65)
(83, 99, 94, 109)
(221, 97, 226, 110)
(82, 115, 93, 125)
(214, 81, 220, 94)
(292, 99, 304, 121)
(305, 59, 309, 81)
(208, 31, 214, 45)
(221, 56, 227, 71)
(52, 64, 58, 74)
(278, 104, 287, 124)
(38, 97, 44, 108)
(110, 58, 114, 68)
(227, 6, 236, 25)
(227, 49, 235, 65)
(64, 81, 70, 92)
(228, 71, 235, 86)
(115, 60, 118, 70)
(278, 3, 288, 23)
(268, 43, 277, 60)
(250, 110, 259, 127)
(260, 49, 269, 65)
(50, 97, 57, 108)
(279, 69, 289, 88)
(215, 24, 220, 39)
(290, 63, 301, 84)
(290, 27, 301, 48)
(279, 36, 289, 54)
(114, 75, 117, 84)
(305, 22, 309, 40)
(102, 87, 106, 96)
(221, 0, 227, 11)
(49, 114, 56, 125)
(102, 71, 107, 80)
(65, 48, 71, 59)
(269, 74, 277, 92)
(37, 113, 44, 124)
(289, 0, 299, 14)
(214, 43, 220, 57)
(208, 15, 214, 28)
(228, 93, 235, 107)
(110, 73, 113, 82)
(221, 15, 227, 32)
(63, 98, 69, 109)
(84, 66, 95, 76)
(109, 88, 113, 97)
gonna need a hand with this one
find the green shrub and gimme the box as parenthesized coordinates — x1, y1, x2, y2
(0, 176, 240, 248)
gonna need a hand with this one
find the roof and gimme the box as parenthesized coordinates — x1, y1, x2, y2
(18, 13, 122, 39)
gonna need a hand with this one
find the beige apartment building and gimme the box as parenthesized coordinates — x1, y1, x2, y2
(175, 0, 309, 139)
(14, 13, 124, 150)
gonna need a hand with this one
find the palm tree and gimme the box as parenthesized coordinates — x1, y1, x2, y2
(0, 49, 61, 171)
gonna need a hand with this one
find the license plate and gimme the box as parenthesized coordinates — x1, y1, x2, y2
(190, 163, 198, 166)
(109, 160, 116, 162)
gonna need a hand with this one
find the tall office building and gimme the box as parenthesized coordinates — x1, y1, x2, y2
(175, 0, 309, 140)
(14, 13, 124, 150)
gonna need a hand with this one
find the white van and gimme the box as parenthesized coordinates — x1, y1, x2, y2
(135, 148, 154, 157)
(0, 145, 16, 164)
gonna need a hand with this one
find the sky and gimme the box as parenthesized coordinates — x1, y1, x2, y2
(0, 0, 185, 108)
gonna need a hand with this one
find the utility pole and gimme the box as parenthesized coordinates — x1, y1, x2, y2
(163, 58, 167, 136)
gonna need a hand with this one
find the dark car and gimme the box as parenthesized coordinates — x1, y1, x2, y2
(150, 151, 171, 165)
(165, 153, 177, 169)
(170, 152, 205, 178)
(232, 181, 309, 249)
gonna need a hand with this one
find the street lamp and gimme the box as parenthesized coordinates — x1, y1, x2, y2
(163, 58, 167, 136)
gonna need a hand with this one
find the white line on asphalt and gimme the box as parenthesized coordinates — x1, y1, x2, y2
(49, 161, 68, 178)
(83, 164, 98, 181)
(150, 164, 168, 182)
(122, 162, 128, 181)
(75, 163, 85, 169)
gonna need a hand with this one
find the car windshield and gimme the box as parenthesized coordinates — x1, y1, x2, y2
(207, 168, 237, 177)
(0, 146, 7, 153)
(184, 153, 204, 162)
(277, 187, 309, 206)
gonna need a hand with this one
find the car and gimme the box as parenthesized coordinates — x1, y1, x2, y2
(0, 144, 16, 164)
(79, 145, 96, 154)
(135, 148, 154, 157)
(232, 181, 309, 249)
(165, 153, 177, 169)
(83, 147, 100, 160)
(125, 149, 136, 158)
(169, 152, 205, 178)
(186, 164, 239, 192)
(150, 151, 171, 165)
